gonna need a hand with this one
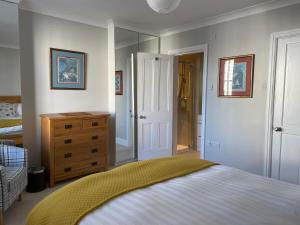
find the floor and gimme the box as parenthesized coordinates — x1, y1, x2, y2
(4, 181, 70, 225)
(4, 150, 200, 225)
(177, 144, 190, 153)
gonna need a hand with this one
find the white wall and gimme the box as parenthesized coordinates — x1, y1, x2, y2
(161, 3, 300, 175)
(19, 10, 108, 165)
(0, 47, 21, 96)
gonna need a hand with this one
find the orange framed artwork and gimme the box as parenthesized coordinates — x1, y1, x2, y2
(115, 70, 123, 95)
(218, 54, 254, 98)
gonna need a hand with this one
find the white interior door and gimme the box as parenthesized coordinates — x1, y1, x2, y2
(137, 52, 173, 160)
(271, 34, 300, 184)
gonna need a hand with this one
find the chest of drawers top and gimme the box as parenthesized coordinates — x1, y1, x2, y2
(40, 111, 110, 120)
(41, 112, 110, 134)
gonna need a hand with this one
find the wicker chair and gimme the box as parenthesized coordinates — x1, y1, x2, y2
(0, 140, 27, 222)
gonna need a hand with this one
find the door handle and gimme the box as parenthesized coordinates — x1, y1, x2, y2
(273, 127, 283, 132)
(139, 115, 147, 119)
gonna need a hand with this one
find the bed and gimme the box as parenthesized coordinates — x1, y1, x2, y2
(80, 165, 300, 225)
(0, 96, 23, 145)
(26, 157, 300, 225)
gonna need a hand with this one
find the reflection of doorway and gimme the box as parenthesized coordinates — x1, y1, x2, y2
(176, 53, 204, 154)
(115, 57, 135, 163)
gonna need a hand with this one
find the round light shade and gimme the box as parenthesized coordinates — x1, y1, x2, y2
(146, 0, 181, 14)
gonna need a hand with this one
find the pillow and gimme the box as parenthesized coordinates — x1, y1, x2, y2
(15, 104, 22, 117)
(0, 103, 17, 118)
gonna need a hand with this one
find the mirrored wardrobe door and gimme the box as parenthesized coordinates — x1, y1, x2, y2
(115, 27, 139, 164)
(0, 0, 23, 146)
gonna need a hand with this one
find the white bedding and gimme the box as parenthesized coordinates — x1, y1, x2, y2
(0, 116, 22, 135)
(79, 165, 300, 225)
(0, 125, 22, 135)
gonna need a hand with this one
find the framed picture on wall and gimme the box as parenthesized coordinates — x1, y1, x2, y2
(115, 70, 123, 95)
(50, 48, 86, 90)
(218, 54, 254, 98)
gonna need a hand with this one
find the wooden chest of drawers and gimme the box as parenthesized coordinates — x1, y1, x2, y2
(41, 112, 110, 187)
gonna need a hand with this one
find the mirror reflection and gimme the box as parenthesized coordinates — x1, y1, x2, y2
(114, 28, 159, 164)
(0, 0, 22, 146)
(115, 28, 138, 163)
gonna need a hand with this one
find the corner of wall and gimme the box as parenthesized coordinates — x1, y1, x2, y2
(107, 20, 116, 166)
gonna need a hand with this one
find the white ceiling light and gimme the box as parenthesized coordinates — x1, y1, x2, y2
(146, 0, 181, 14)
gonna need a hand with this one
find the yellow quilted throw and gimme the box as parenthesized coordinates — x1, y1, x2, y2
(0, 119, 22, 128)
(26, 156, 216, 225)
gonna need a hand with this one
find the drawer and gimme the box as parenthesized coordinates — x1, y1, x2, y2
(83, 118, 107, 129)
(55, 157, 106, 181)
(55, 144, 106, 165)
(54, 120, 82, 136)
(54, 132, 104, 148)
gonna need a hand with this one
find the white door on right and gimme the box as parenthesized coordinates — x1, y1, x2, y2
(271, 34, 300, 184)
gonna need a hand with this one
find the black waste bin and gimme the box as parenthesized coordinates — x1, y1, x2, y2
(27, 167, 46, 193)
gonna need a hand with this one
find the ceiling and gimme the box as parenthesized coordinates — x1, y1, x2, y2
(19, 0, 300, 35)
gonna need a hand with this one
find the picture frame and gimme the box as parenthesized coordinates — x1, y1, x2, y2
(115, 70, 123, 95)
(50, 48, 86, 90)
(218, 54, 254, 98)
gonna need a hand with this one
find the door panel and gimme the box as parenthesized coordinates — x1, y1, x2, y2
(142, 123, 153, 150)
(142, 58, 155, 112)
(279, 134, 300, 184)
(158, 123, 169, 149)
(158, 58, 171, 112)
(271, 35, 300, 184)
(137, 53, 173, 160)
(283, 43, 300, 128)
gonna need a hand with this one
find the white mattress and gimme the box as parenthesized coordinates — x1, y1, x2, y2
(79, 165, 300, 225)
(0, 125, 22, 135)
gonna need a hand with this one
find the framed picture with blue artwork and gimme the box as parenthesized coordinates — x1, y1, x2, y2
(218, 54, 254, 98)
(50, 48, 86, 90)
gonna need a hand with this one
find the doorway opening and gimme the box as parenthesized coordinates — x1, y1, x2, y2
(175, 53, 204, 155)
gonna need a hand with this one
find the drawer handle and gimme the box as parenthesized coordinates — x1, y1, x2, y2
(64, 167, 72, 173)
(92, 136, 98, 140)
(91, 162, 98, 166)
(91, 149, 98, 153)
(64, 139, 72, 144)
(65, 124, 73, 129)
(92, 122, 99, 127)
(64, 153, 72, 158)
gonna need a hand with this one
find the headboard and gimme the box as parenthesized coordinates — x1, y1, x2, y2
(0, 96, 21, 104)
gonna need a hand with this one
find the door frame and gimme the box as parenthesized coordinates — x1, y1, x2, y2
(168, 44, 208, 159)
(264, 28, 300, 177)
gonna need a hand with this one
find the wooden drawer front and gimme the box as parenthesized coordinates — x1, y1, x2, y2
(55, 157, 106, 181)
(54, 132, 103, 148)
(54, 120, 82, 136)
(55, 145, 106, 165)
(83, 118, 107, 129)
